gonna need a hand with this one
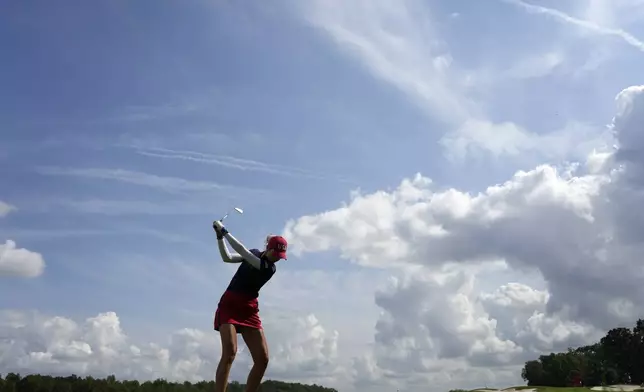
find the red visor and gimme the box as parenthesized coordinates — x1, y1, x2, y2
(267, 235, 288, 259)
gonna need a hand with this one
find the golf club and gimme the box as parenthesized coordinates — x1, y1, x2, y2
(220, 207, 244, 221)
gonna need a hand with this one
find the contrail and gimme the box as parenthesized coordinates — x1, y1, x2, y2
(131, 146, 354, 182)
(35, 166, 271, 196)
(502, 0, 644, 52)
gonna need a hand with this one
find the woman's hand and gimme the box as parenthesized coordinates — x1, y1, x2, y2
(213, 220, 225, 239)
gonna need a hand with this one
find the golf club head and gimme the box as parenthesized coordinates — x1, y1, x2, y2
(220, 207, 244, 221)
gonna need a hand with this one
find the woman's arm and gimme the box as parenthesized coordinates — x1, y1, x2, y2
(217, 238, 243, 263)
(223, 232, 262, 270)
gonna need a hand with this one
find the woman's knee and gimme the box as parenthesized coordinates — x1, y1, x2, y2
(219, 324, 238, 364)
(221, 339, 237, 363)
(252, 345, 269, 368)
(242, 328, 269, 368)
(221, 349, 236, 364)
(254, 352, 269, 368)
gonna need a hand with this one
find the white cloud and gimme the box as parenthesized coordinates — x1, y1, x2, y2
(37, 199, 213, 216)
(583, 0, 618, 27)
(504, 51, 565, 79)
(4, 83, 643, 392)
(479, 282, 549, 311)
(469, 51, 567, 85)
(297, 0, 472, 125)
(279, 85, 644, 390)
(0, 310, 344, 388)
(503, 0, 644, 52)
(295, 0, 608, 162)
(442, 119, 613, 162)
(0, 256, 368, 389)
(0, 201, 16, 217)
(34, 167, 270, 196)
(129, 147, 350, 182)
(0, 240, 45, 278)
(0, 204, 45, 278)
(5, 1, 644, 388)
(259, 313, 342, 385)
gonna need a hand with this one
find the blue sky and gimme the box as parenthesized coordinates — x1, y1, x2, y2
(1, 0, 421, 340)
(3, 0, 644, 390)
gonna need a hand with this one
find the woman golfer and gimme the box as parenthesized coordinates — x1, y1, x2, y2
(211, 219, 288, 392)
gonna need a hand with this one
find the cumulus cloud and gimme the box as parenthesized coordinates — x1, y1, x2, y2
(281, 84, 644, 391)
(0, 240, 45, 278)
(260, 313, 342, 384)
(1, 311, 202, 381)
(0, 310, 343, 388)
(374, 270, 522, 367)
(0, 201, 45, 278)
(4, 89, 643, 392)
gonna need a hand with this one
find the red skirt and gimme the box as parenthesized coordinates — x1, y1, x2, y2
(214, 290, 263, 332)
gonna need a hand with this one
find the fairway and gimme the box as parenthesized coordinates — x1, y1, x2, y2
(469, 385, 644, 392)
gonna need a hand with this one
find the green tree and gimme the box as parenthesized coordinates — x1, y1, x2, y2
(521, 318, 644, 387)
(601, 326, 635, 383)
(632, 319, 644, 384)
(0, 374, 337, 392)
(521, 360, 545, 386)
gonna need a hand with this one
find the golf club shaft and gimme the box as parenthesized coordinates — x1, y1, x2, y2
(220, 207, 243, 222)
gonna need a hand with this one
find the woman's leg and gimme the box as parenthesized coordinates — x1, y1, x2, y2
(215, 323, 238, 392)
(240, 327, 269, 392)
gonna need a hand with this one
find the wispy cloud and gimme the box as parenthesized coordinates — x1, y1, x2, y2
(0, 227, 203, 247)
(297, 0, 473, 125)
(130, 146, 351, 182)
(35, 167, 270, 195)
(502, 0, 644, 52)
(504, 51, 565, 79)
(295, 0, 604, 162)
(121, 228, 206, 246)
(441, 119, 613, 162)
(0, 228, 113, 239)
(465, 50, 567, 89)
(34, 199, 215, 216)
(0, 201, 16, 217)
(106, 102, 200, 123)
(97, 89, 222, 124)
(44, 247, 220, 298)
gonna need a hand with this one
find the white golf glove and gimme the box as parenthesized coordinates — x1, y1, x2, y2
(213, 220, 228, 240)
(213, 220, 225, 230)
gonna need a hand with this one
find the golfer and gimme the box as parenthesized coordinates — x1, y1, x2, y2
(211, 219, 288, 392)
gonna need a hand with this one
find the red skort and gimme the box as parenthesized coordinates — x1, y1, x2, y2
(214, 289, 263, 332)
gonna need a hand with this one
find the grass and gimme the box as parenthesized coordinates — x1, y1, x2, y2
(533, 389, 643, 392)
(469, 387, 644, 392)
(529, 388, 644, 392)
(530, 389, 595, 392)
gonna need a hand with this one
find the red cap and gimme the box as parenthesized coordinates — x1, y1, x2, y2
(267, 235, 288, 260)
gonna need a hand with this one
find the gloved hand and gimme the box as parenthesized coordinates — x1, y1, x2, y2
(212, 220, 228, 239)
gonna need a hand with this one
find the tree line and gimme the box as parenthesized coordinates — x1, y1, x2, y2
(0, 374, 338, 392)
(521, 318, 644, 387)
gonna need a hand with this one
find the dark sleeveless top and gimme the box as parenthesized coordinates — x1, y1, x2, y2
(226, 249, 276, 298)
